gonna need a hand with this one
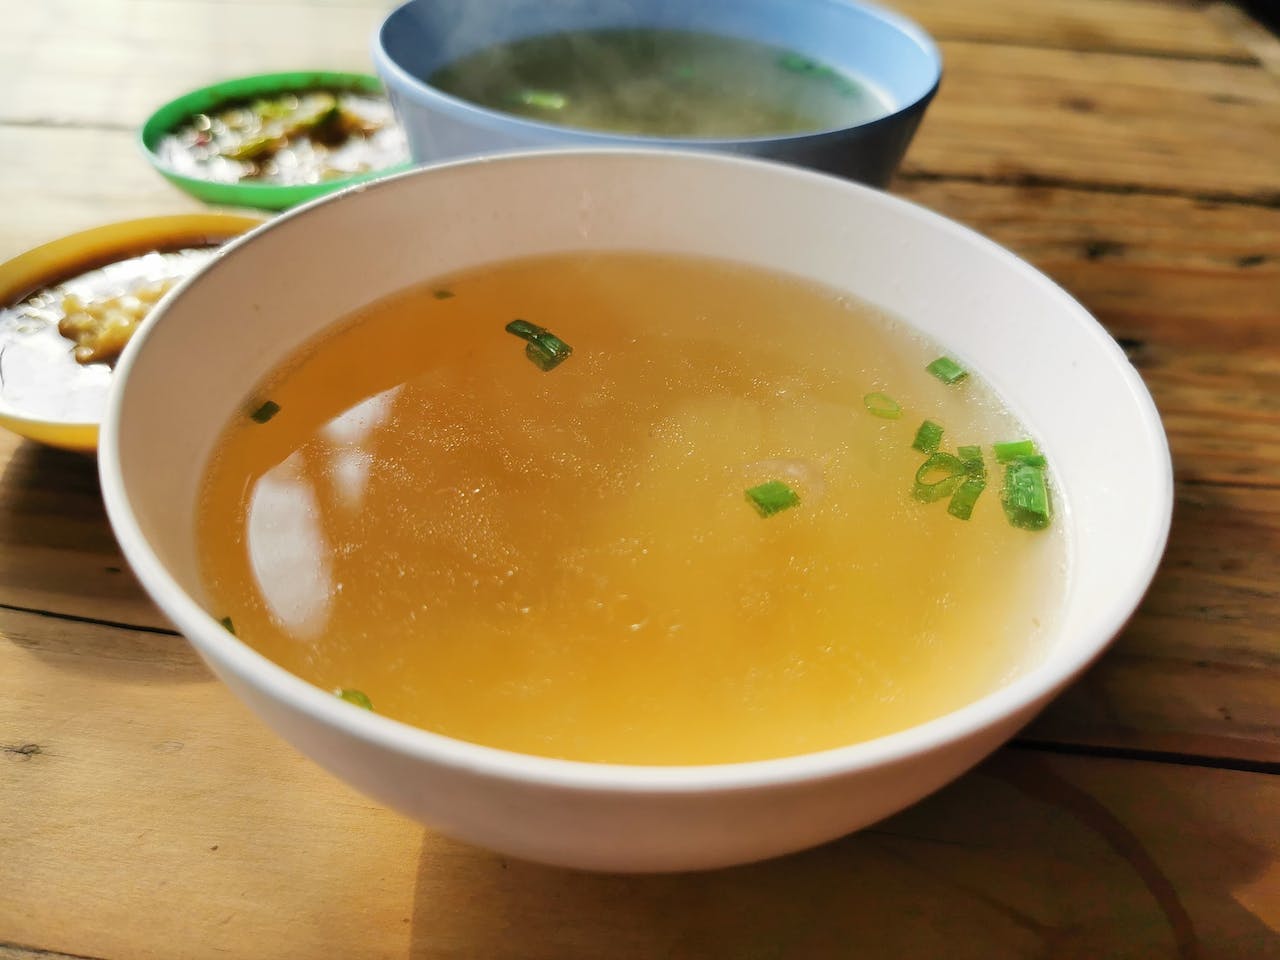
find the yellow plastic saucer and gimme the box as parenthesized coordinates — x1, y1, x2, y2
(0, 213, 263, 452)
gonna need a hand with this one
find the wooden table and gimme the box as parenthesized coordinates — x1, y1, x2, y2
(2, 1, 1278, 956)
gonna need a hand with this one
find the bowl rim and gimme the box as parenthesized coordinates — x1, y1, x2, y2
(0, 212, 265, 440)
(372, 0, 943, 148)
(99, 148, 1173, 794)
(138, 70, 414, 210)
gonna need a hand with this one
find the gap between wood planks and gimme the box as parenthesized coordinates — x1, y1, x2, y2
(1, 119, 1276, 213)
(0, 940, 111, 960)
(895, 170, 1280, 211)
(938, 34, 1257, 65)
(5, 597, 1278, 778)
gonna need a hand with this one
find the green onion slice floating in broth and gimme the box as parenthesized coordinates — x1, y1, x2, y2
(947, 476, 987, 520)
(250, 400, 280, 424)
(505, 319, 573, 371)
(912, 419, 944, 454)
(926, 356, 968, 385)
(863, 392, 902, 419)
(912, 452, 967, 503)
(994, 439, 1038, 462)
(745, 480, 801, 517)
(336, 688, 374, 710)
(1001, 460, 1053, 530)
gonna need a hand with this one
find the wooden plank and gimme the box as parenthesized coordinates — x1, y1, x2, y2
(895, 179, 1280, 491)
(1, 3, 1271, 200)
(899, 0, 1251, 60)
(0, 435, 172, 631)
(3, 608, 1279, 957)
(0, 126, 209, 261)
(895, 179, 1280, 346)
(0, 0, 384, 129)
(906, 41, 1280, 199)
(1028, 481, 1280, 764)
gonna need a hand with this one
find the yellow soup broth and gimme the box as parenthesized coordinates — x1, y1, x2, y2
(198, 252, 1066, 765)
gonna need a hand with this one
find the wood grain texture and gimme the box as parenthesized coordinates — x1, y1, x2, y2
(2, 0, 1279, 954)
(0, 0, 1253, 146)
(1027, 483, 1280, 764)
(3, 607, 1279, 960)
(906, 40, 1280, 199)
(899, 0, 1252, 59)
(0, 126, 209, 261)
(0, 1, 1271, 201)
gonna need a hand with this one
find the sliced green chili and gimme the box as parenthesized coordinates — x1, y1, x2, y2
(219, 616, 235, 635)
(778, 52, 819, 73)
(518, 89, 567, 110)
(912, 419, 945, 454)
(745, 480, 801, 517)
(336, 688, 374, 710)
(250, 400, 280, 424)
(863, 392, 902, 419)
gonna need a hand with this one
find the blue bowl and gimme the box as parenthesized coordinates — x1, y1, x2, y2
(372, 0, 941, 187)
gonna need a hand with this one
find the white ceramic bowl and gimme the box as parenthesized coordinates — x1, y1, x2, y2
(100, 150, 1172, 873)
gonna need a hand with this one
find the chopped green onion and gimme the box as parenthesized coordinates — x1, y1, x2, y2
(778, 52, 819, 73)
(505, 319, 573, 371)
(250, 400, 280, 424)
(432, 289, 455, 300)
(912, 419, 944, 454)
(912, 452, 967, 502)
(1012, 453, 1047, 467)
(994, 439, 1038, 462)
(947, 476, 987, 520)
(336, 688, 373, 710)
(926, 356, 968, 384)
(1001, 460, 1053, 530)
(505, 319, 544, 340)
(957, 444, 986, 480)
(863, 392, 902, 419)
(830, 74, 858, 96)
(219, 616, 235, 634)
(524, 339, 569, 371)
(745, 480, 801, 517)
(518, 89, 567, 110)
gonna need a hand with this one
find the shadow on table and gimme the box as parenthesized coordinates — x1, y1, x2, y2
(0, 439, 208, 684)
(408, 750, 1280, 960)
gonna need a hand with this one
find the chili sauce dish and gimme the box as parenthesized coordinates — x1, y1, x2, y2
(0, 213, 262, 452)
(141, 72, 411, 211)
(99, 150, 1172, 872)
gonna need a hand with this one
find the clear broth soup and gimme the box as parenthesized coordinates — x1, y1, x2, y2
(198, 252, 1066, 765)
(428, 28, 890, 137)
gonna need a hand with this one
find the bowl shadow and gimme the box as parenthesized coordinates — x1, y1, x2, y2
(0, 438, 208, 684)
(407, 750, 1278, 959)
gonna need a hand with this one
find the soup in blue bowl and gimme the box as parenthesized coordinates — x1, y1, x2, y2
(373, 0, 941, 186)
